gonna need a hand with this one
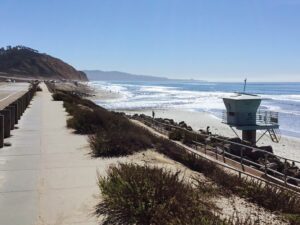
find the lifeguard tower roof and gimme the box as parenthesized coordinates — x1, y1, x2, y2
(223, 92, 267, 101)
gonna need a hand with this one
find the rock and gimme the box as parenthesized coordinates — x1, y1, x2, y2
(186, 126, 193, 131)
(179, 121, 188, 129)
(258, 145, 273, 154)
(198, 129, 206, 134)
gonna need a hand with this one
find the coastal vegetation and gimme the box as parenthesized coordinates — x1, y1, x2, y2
(96, 163, 227, 225)
(52, 91, 300, 224)
(53, 91, 155, 156)
(155, 138, 300, 214)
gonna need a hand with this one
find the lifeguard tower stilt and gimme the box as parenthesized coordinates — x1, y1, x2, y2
(222, 93, 280, 145)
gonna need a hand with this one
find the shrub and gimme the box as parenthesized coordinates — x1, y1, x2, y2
(63, 101, 77, 115)
(168, 129, 183, 141)
(96, 163, 224, 225)
(52, 91, 98, 108)
(284, 213, 300, 225)
(89, 115, 156, 157)
(53, 91, 156, 155)
(52, 92, 75, 102)
(89, 122, 155, 157)
(36, 86, 42, 92)
(66, 108, 106, 134)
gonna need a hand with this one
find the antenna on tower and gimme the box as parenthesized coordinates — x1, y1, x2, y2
(243, 78, 247, 93)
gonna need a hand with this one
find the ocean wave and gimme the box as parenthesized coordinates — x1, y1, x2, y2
(91, 81, 300, 114)
(91, 81, 300, 136)
(261, 94, 300, 102)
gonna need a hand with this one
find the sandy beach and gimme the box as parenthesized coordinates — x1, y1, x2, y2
(121, 109, 300, 163)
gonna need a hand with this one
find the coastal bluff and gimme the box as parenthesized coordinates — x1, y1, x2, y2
(0, 46, 88, 81)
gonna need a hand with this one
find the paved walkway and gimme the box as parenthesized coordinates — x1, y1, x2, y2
(0, 83, 106, 225)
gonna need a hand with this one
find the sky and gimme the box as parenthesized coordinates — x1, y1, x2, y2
(1, 0, 300, 82)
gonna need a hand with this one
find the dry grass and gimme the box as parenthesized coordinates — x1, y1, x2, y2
(96, 163, 226, 225)
(155, 138, 300, 215)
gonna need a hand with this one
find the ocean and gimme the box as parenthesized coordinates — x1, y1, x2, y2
(90, 81, 300, 139)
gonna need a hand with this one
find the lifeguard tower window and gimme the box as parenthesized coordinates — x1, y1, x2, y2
(271, 117, 278, 123)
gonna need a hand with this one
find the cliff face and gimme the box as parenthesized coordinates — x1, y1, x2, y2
(0, 46, 88, 81)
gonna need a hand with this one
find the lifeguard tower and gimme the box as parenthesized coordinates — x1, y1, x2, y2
(222, 92, 280, 144)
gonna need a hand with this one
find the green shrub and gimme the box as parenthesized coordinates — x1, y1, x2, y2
(89, 122, 154, 157)
(63, 102, 77, 115)
(96, 163, 224, 225)
(284, 213, 300, 225)
(52, 92, 75, 102)
(89, 117, 156, 157)
(66, 108, 107, 134)
(53, 91, 156, 155)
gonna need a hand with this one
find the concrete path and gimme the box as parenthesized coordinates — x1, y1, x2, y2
(0, 83, 110, 225)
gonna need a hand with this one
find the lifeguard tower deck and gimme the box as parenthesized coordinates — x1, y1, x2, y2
(222, 93, 279, 144)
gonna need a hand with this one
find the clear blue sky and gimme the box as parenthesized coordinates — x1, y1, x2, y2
(1, 0, 300, 81)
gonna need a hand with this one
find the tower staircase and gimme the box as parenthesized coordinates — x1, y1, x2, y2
(268, 129, 281, 143)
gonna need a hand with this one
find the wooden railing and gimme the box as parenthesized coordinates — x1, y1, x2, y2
(135, 116, 300, 194)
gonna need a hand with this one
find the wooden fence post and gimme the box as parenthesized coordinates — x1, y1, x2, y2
(264, 154, 268, 175)
(0, 115, 4, 148)
(284, 159, 287, 186)
(240, 147, 245, 171)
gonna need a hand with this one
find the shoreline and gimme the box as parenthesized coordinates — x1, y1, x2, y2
(121, 108, 300, 163)
(87, 83, 300, 163)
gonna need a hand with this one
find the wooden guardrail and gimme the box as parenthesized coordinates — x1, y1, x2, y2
(0, 82, 39, 148)
(135, 116, 300, 194)
(143, 117, 300, 165)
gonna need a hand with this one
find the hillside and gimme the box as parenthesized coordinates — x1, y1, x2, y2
(0, 46, 88, 81)
(84, 70, 168, 81)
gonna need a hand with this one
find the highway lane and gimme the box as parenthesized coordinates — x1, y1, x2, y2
(0, 83, 30, 110)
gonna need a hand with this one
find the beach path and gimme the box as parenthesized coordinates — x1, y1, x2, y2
(0, 83, 99, 225)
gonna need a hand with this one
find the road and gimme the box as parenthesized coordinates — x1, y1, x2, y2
(0, 82, 29, 110)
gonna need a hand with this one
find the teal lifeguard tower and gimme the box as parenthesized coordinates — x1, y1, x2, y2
(222, 92, 280, 144)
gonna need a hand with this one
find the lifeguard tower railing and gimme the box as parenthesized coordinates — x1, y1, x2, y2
(222, 110, 279, 127)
